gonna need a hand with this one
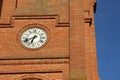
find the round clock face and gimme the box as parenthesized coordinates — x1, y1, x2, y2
(21, 27, 48, 49)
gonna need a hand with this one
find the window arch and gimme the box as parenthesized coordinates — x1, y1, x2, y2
(14, 75, 49, 80)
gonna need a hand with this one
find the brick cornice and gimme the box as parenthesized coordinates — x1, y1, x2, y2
(0, 58, 69, 65)
(0, 15, 69, 28)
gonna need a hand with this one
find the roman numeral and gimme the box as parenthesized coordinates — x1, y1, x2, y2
(38, 30, 41, 34)
(39, 40, 44, 43)
(31, 43, 35, 48)
(41, 37, 46, 39)
(36, 43, 40, 47)
(41, 33, 45, 35)
(26, 42, 31, 46)
(33, 28, 37, 33)
(24, 32, 29, 36)
(28, 30, 32, 34)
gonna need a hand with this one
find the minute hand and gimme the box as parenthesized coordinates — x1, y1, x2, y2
(31, 35, 37, 43)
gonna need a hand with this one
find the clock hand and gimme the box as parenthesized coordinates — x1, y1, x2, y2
(23, 38, 29, 43)
(23, 37, 33, 43)
(31, 35, 37, 43)
(23, 36, 35, 43)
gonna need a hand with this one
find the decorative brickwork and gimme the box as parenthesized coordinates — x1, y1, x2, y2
(0, 0, 99, 80)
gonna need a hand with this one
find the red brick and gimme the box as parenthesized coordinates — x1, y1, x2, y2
(0, 0, 99, 80)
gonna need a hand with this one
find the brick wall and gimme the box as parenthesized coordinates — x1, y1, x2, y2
(0, 0, 99, 80)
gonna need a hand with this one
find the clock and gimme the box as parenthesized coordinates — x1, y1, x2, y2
(20, 27, 48, 49)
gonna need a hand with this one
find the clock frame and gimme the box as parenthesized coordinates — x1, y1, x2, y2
(17, 24, 50, 50)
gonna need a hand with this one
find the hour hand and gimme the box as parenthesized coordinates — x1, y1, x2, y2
(23, 38, 29, 43)
(23, 37, 32, 43)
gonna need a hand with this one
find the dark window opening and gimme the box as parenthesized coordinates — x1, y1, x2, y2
(22, 78, 41, 80)
(94, 2, 97, 13)
(0, 0, 3, 17)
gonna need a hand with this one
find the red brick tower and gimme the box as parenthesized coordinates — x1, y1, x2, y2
(0, 0, 100, 80)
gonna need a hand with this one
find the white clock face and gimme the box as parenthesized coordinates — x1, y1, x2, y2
(21, 27, 48, 49)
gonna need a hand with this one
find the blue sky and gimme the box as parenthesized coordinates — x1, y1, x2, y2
(95, 0, 120, 80)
